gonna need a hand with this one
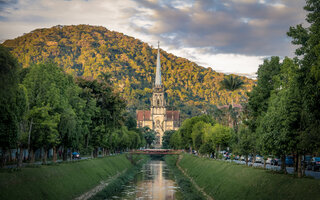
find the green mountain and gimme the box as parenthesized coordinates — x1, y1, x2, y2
(2, 25, 255, 119)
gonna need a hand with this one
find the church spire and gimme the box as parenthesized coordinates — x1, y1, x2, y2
(155, 41, 162, 86)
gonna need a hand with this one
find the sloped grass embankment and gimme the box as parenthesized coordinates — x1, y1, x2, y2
(0, 155, 141, 200)
(179, 154, 320, 200)
(164, 155, 205, 200)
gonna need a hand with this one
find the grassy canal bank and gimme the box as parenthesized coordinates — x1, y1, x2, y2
(164, 155, 205, 200)
(178, 154, 320, 200)
(0, 154, 145, 200)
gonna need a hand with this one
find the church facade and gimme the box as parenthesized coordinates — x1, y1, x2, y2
(136, 43, 180, 146)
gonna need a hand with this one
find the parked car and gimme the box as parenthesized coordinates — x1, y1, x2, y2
(240, 156, 245, 161)
(265, 157, 273, 165)
(311, 157, 320, 171)
(302, 155, 313, 170)
(255, 155, 263, 163)
(72, 152, 81, 159)
(271, 158, 280, 166)
(285, 156, 294, 167)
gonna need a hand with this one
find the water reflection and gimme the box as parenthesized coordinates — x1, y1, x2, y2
(110, 159, 181, 200)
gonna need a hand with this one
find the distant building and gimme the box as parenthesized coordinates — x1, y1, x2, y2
(136, 42, 180, 146)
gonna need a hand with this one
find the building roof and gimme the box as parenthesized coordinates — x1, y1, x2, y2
(166, 110, 180, 121)
(137, 110, 180, 121)
(136, 110, 151, 121)
(155, 41, 162, 86)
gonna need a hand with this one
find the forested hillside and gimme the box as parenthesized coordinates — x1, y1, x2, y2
(2, 25, 254, 118)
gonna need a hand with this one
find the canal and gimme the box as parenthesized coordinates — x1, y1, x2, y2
(110, 158, 182, 199)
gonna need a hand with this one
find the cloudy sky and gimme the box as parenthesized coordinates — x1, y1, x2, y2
(0, 0, 307, 76)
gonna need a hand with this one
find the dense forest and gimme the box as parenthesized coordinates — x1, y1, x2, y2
(2, 25, 254, 119)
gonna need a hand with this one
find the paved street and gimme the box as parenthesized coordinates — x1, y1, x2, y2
(231, 160, 320, 179)
(4, 156, 99, 169)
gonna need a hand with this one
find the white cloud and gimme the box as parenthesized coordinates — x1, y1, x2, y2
(0, 0, 306, 76)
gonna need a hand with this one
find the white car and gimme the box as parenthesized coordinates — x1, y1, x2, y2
(265, 157, 272, 164)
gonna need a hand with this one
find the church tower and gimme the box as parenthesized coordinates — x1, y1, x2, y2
(136, 42, 180, 148)
(151, 42, 166, 146)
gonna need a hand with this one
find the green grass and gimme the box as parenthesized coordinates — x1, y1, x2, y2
(164, 155, 205, 200)
(0, 155, 134, 200)
(179, 154, 320, 200)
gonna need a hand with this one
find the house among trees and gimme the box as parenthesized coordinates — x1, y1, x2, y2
(136, 43, 180, 146)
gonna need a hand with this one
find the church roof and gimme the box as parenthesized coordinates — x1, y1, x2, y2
(136, 110, 180, 121)
(136, 110, 151, 121)
(166, 110, 180, 121)
(155, 42, 162, 86)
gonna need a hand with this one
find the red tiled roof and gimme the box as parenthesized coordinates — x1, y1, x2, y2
(166, 110, 180, 121)
(136, 110, 151, 121)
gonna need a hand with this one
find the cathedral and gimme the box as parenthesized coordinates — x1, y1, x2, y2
(136, 43, 180, 146)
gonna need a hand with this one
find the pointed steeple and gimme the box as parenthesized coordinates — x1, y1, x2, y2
(155, 41, 162, 86)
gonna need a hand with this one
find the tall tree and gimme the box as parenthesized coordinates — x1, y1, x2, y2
(220, 75, 244, 106)
(23, 62, 82, 162)
(162, 130, 176, 149)
(287, 0, 320, 156)
(0, 45, 21, 167)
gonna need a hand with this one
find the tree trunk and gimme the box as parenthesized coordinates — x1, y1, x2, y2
(27, 118, 33, 161)
(17, 146, 23, 168)
(42, 148, 47, 164)
(53, 146, 57, 163)
(252, 154, 256, 166)
(70, 151, 72, 161)
(298, 154, 302, 178)
(245, 155, 248, 166)
(264, 159, 267, 169)
(294, 153, 298, 172)
(302, 154, 306, 176)
(62, 147, 67, 161)
(281, 155, 287, 174)
(8, 149, 12, 163)
(0, 148, 7, 168)
(30, 149, 35, 163)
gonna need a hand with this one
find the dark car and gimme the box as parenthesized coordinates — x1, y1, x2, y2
(302, 155, 313, 170)
(285, 156, 294, 167)
(311, 157, 320, 171)
(271, 158, 280, 166)
(72, 152, 81, 159)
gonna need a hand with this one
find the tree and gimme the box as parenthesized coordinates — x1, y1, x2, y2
(169, 131, 181, 149)
(191, 121, 209, 151)
(236, 125, 255, 166)
(162, 130, 176, 149)
(23, 62, 82, 162)
(287, 0, 320, 159)
(210, 124, 233, 159)
(220, 75, 244, 106)
(140, 127, 155, 148)
(178, 115, 215, 150)
(0, 45, 21, 167)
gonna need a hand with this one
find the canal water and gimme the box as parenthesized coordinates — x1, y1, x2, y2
(110, 158, 182, 200)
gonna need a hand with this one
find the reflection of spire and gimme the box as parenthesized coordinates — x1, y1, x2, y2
(155, 41, 162, 86)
